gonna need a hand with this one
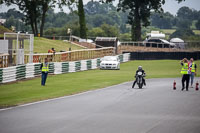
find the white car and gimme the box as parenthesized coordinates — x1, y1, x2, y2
(100, 56, 120, 70)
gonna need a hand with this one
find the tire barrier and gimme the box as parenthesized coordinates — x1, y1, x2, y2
(75, 61, 81, 72)
(34, 63, 42, 76)
(97, 58, 101, 67)
(118, 54, 123, 62)
(26, 63, 35, 78)
(87, 60, 92, 70)
(123, 53, 130, 62)
(2, 66, 17, 83)
(69, 62, 76, 73)
(62, 62, 69, 73)
(0, 53, 130, 84)
(16, 65, 26, 80)
(80, 60, 87, 71)
(54, 62, 62, 74)
(91, 59, 97, 69)
(0, 69, 2, 83)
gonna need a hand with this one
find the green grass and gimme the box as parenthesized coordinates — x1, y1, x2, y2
(193, 30, 200, 35)
(12, 37, 84, 54)
(0, 60, 199, 108)
(0, 25, 12, 34)
(162, 29, 200, 36)
(0, 25, 12, 38)
(33, 37, 84, 53)
(161, 29, 176, 35)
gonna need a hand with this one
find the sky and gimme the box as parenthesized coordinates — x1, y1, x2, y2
(0, 0, 200, 15)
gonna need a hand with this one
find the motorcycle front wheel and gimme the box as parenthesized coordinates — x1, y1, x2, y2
(139, 83, 143, 89)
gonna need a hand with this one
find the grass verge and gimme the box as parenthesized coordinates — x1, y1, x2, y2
(0, 60, 199, 108)
(33, 37, 84, 53)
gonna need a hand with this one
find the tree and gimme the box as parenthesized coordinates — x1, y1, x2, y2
(44, 21, 80, 37)
(107, 11, 121, 25)
(196, 19, 200, 30)
(44, 10, 79, 30)
(78, 0, 87, 38)
(88, 27, 105, 37)
(40, 0, 55, 37)
(4, 16, 15, 29)
(119, 33, 131, 41)
(151, 12, 174, 29)
(2, 0, 63, 37)
(101, 0, 185, 41)
(60, 0, 88, 39)
(177, 6, 194, 20)
(170, 28, 195, 39)
(88, 23, 119, 38)
(84, 1, 116, 15)
(176, 18, 192, 29)
(100, 23, 119, 37)
(5, 0, 41, 36)
(0, 8, 24, 19)
(3, 0, 38, 36)
(88, 14, 114, 27)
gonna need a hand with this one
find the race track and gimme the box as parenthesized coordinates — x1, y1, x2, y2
(0, 78, 200, 133)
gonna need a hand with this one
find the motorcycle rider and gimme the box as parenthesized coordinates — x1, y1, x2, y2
(132, 66, 146, 88)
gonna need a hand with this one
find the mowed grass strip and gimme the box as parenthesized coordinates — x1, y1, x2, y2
(33, 37, 84, 53)
(0, 60, 199, 108)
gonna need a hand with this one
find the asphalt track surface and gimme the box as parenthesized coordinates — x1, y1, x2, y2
(0, 78, 200, 133)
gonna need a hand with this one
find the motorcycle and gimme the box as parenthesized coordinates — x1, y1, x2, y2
(136, 71, 145, 89)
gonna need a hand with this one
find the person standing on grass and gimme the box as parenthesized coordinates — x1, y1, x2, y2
(189, 58, 197, 88)
(40, 58, 49, 86)
(180, 58, 190, 91)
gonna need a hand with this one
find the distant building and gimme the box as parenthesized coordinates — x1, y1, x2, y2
(0, 19, 6, 25)
(95, 37, 118, 54)
(95, 37, 118, 47)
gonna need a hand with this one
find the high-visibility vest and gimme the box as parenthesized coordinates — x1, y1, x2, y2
(191, 62, 196, 72)
(42, 63, 49, 72)
(181, 63, 188, 74)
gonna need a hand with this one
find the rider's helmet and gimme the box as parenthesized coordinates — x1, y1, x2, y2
(138, 66, 142, 70)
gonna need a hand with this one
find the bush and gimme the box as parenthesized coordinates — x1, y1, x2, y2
(170, 28, 195, 39)
(119, 33, 131, 41)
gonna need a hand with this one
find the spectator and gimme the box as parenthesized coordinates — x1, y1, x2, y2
(189, 58, 197, 88)
(40, 58, 49, 86)
(180, 58, 190, 91)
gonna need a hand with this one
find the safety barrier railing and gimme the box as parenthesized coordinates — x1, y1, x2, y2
(0, 54, 9, 68)
(118, 42, 191, 54)
(0, 47, 114, 68)
(120, 41, 174, 48)
(119, 41, 200, 51)
(24, 47, 114, 63)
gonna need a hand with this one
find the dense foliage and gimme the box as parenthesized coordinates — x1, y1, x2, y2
(1, 1, 200, 41)
(78, 0, 87, 39)
(1, 0, 60, 37)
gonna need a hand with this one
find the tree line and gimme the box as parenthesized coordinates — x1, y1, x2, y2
(1, 0, 87, 38)
(1, 0, 200, 41)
